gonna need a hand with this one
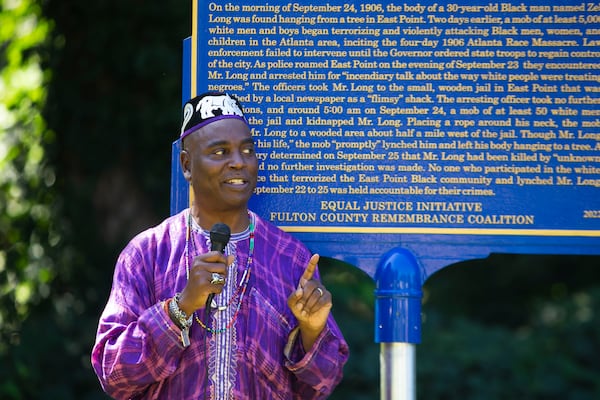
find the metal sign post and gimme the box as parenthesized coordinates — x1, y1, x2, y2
(381, 343, 416, 400)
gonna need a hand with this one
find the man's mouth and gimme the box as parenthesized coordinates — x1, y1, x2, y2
(225, 178, 246, 185)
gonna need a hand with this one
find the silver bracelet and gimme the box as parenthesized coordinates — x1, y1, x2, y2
(169, 293, 193, 329)
(168, 293, 192, 347)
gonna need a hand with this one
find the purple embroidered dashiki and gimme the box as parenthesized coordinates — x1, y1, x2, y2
(92, 210, 349, 399)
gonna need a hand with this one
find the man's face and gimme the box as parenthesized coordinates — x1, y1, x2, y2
(181, 118, 258, 214)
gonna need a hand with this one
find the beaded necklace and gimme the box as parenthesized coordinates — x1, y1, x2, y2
(185, 210, 255, 334)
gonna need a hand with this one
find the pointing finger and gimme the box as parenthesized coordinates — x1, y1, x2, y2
(297, 254, 320, 290)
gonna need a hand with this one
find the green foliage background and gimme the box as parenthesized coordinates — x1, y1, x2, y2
(1, 1, 599, 399)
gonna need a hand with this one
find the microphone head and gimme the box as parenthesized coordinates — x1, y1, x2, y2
(210, 223, 231, 253)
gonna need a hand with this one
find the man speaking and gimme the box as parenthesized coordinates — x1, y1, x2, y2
(91, 92, 349, 399)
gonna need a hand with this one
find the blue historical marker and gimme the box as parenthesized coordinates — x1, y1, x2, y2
(172, 1, 600, 398)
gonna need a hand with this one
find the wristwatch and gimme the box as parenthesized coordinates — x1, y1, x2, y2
(168, 292, 192, 347)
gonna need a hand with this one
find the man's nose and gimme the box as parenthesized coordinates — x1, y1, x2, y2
(228, 151, 245, 168)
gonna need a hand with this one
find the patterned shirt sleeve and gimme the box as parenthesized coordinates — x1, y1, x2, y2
(284, 321, 349, 399)
(91, 236, 186, 399)
(256, 216, 350, 399)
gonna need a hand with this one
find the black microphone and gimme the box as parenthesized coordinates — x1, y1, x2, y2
(206, 223, 231, 310)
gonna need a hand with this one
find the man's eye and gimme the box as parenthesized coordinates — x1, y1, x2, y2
(213, 149, 225, 156)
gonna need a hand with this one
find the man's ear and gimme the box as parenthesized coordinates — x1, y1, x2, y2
(180, 150, 192, 182)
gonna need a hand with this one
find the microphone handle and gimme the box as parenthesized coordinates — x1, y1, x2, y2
(206, 293, 215, 311)
(206, 243, 226, 310)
